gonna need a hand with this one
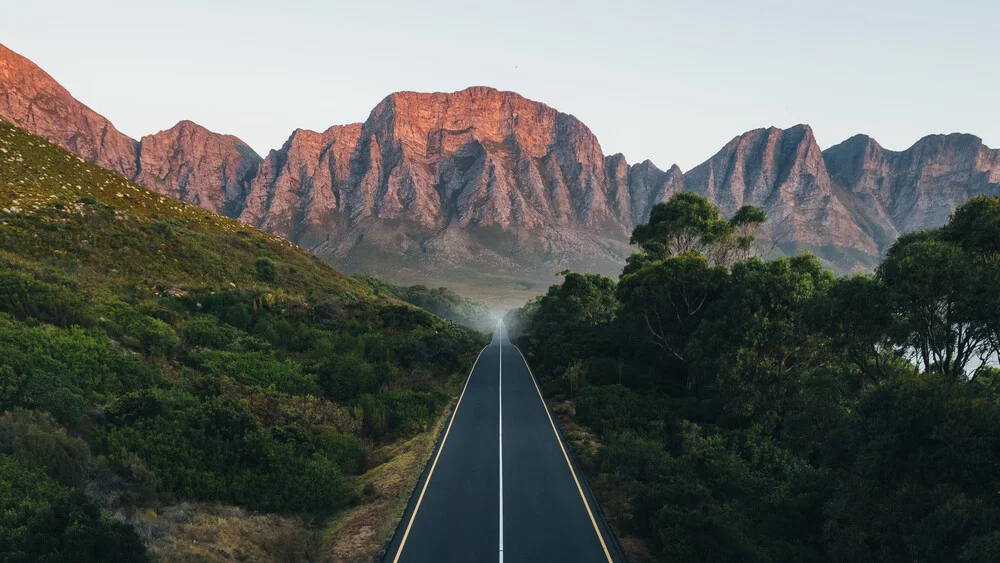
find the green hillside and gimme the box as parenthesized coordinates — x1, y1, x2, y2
(0, 121, 485, 561)
(353, 275, 495, 333)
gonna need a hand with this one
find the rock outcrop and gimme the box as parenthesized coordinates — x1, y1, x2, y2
(824, 133, 1000, 253)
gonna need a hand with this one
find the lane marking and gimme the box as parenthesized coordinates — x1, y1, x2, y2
(498, 320, 504, 563)
(391, 342, 489, 563)
(512, 344, 615, 563)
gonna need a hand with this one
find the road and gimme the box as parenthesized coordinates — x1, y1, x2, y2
(384, 322, 623, 562)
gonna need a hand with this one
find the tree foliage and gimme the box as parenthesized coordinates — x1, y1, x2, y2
(506, 193, 1000, 562)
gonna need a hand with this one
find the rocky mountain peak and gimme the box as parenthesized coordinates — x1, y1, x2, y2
(136, 120, 261, 216)
(0, 43, 138, 177)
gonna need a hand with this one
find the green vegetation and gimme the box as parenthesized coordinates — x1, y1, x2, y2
(0, 122, 485, 559)
(355, 275, 494, 332)
(506, 192, 1000, 562)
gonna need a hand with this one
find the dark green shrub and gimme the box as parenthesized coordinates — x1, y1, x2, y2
(0, 455, 148, 562)
(195, 350, 320, 395)
(182, 314, 240, 348)
(315, 428, 366, 474)
(0, 265, 93, 327)
(0, 409, 91, 486)
(99, 301, 179, 357)
(254, 256, 278, 283)
(315, 354, 378, 400)
(105, 394, 350, 513)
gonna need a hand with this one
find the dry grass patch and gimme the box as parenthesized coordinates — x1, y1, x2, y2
(125, 503, 322, 562)
(323, 404, 451, 562)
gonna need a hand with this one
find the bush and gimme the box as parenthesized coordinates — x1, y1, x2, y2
(0, 265, 93, 327)
(254, 256, 278, 283)
(99, 301, 179, 357)
(315, 428, 366, 474)
(195, 350, 321, 396)
(0, 408, 91, 486)
(0, 455, 148, 562)
(354, 392, 442, 439)
(315, 354, 379, 401)
(182, 314, 241, 348)
(105, 393, 351, 513)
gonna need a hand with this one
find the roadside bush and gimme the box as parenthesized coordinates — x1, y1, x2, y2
(105, 393, 350, 512)
(315, 428, 366, 474)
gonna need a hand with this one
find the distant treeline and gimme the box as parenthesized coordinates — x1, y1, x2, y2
(354, 275, 494, 333)
(506, 192, 1000, 562)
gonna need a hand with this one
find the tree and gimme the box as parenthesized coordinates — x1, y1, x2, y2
(630, 192, 766, 267)
(617, 252, 728, 390)
(689, 255, 834, 426)
(878, 232, 991, 378)
(630, 192, 726, 259)
(813, 275, 909, 384)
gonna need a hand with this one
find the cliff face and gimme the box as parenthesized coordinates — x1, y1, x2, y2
(4, 41, 1000, 292)
(240, 124, 361, 248)
(136, 120, 262, 217)
(0, 43, 138, 177)
(824, 133, 1000, 251)
(683, 125, 878, 264)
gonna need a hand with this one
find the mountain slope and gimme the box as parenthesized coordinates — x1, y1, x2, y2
(0, 120, 484, 561)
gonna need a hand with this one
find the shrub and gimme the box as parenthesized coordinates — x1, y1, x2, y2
(105, 393, 351, 513)
(0, 408, 91, 486)
(254, 256, 278, 283)
(0, 455, 148, 562)
(315, 428, 366, 474)
(0, 265, 93, 327)
(182, 314, 240, 348)
(99, 301, 179, 357)
(195, 350, 321, 396)
(315, 354, 379, 401)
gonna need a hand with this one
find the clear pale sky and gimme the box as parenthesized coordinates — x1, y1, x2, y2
(3, 0, 996, 170)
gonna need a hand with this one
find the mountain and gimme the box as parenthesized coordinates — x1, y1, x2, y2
(823, 133, 1000, 252)
(136, 120, 262, 217)
(3, 42, 1000, 299)
(0, 43, 138, 177)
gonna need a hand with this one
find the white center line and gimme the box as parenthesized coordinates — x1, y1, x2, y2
(498, 320, 504, 563)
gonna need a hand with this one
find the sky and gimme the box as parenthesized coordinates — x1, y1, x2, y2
(2, 0, 997, 171)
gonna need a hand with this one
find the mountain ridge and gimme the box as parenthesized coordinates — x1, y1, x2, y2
(2, 42, 999, 299)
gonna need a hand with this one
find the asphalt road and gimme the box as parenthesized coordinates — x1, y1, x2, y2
(384, 322, 623, 563)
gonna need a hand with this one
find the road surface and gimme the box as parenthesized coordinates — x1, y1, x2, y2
(384, 322, 623, 562)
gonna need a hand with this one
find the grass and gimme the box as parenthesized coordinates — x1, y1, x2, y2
(324, 401, 451, 562)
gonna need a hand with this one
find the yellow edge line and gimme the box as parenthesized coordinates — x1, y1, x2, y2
(513, 345, 614, 563)
(392, 344, 488, 563)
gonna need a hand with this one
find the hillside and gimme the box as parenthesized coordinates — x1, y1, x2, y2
(0, 121, 485, 561)
(353, 275, 495, 333)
